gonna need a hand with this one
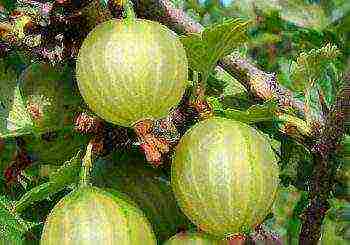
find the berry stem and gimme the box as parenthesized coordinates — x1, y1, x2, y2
(123, 0, 136, 23)
(79, 140, 94, 187)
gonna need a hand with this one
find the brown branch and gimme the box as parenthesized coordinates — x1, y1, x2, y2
(132, 0, 203, 34)
(132, 0, 305, 117)
(299, 73, 349, 243)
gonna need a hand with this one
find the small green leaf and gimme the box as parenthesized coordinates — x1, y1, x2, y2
(215, 66, 247, 97)
(0, 195, 37, 243)
(14, 151, 82, 213)
(180, 18, 249, 81)
(220, 100, 278, 124)
(290, 43, 340, 93)
(49, 151, 82, 184)
(0, 83, 34, 138)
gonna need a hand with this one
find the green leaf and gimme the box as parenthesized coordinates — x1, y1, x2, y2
(180, 18, 249, 81)
(0, 138, 16, 173)
(0, 195, 37, 243)
(290, 43, 340, 93)
(22, 130, 89, 166)
(207, 97, 278, 124)
(304, 82, 324, 127)
(215, 66, 247, 97)
(49, 151, 82, 184)
(220, 100, 279, 124)
(0, 83, 34, 138)
(14, 151, 82, 213)
(19, 63, 66, 134)
(0, 0, 16, 11)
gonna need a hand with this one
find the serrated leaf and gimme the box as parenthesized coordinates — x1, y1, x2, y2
(290, 43, 340, 93)
(0, 195, 37, 243)
(180, 18, 249, 81)
(14, 151, 82, 213)
(180, 34, 207, 73)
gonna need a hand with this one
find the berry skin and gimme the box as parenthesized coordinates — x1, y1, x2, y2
(40, 186, 157, 244)
(76, 19, 188, 127)
(171, 117, 279, 238)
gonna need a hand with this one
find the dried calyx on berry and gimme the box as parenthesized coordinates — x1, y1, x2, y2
(74, 112, 104, 134)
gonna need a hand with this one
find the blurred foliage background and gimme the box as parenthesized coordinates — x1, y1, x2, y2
(0, 0, 349, 244)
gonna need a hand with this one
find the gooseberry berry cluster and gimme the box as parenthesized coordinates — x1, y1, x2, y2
(41, 13, 279, 245)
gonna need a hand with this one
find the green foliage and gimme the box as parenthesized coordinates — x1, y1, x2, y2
(91, 150, 194, 244)
(14, 152, 82, 213)
(180, 18, 249, 82)
(22, 130, 89, 166)
(0, 74, 34, 138)
(208, 97, 278, 124)
(279, 138, 313, 188)
(290, 43, 340, 92)
(0, 0, 16, 12)
(0, 61, 76, 138)
(206, 66, 248, 97)
(266, 185, 303, 244)
(320, 199, 350, 243)
(0, 195, 37, 243)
